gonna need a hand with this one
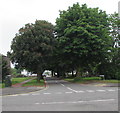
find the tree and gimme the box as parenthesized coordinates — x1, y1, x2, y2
(10, 68, 21, 77)
(97, 13, 120, 79)
(9, 20, 55, 82)
(0, 55, 10, 83)
(109, 13, 120, 47)
(55, 3, 112, 76)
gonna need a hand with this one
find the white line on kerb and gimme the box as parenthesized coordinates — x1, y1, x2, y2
(32, 93, 40, 95)
(20, 94, 29, 96)
(40, 99, 115, 105)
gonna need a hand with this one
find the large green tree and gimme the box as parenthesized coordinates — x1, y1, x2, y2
(97, 13, 120, 79)
(55, 3, 112, 76)
(9, 20, 55, 82)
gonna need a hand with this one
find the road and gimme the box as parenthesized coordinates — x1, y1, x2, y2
(2, 77, 118, 111)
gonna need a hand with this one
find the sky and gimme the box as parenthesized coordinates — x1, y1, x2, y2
(0, 0, 120, 56)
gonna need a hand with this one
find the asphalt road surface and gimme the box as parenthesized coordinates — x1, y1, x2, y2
(2, 77, 118, 111)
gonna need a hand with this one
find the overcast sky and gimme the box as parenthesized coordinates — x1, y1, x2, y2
(0, 0, 120, 56)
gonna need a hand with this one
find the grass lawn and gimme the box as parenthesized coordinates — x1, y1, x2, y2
(22, 79, 45, 87)
(12, 77, 33, 85)
(99, 80, 120, 83)
(64, 77, 120, 84)
(0, 83, 5, 88)
(0, 77, 33, 88)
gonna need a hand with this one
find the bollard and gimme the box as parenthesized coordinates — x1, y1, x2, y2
(5, 75, 12, 87)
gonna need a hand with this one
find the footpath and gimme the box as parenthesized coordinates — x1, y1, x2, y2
(1, 78, 45, 96)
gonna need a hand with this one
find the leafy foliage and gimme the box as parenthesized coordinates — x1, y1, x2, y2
(9, 20, 55, 81)
(55, 3, 112, 76)
(9, 3, 120, 80)
(0, 55, 10, 82)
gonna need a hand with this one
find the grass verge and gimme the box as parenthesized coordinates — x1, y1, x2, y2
(0, 77, 33, 88)
(0, 83, 5, 88)
(64, 77, 120, 84)
(22, 79, 45, 87)
(12, 77, 33, 85)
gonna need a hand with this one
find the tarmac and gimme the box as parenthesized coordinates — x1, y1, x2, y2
(0, 78, 119, 96)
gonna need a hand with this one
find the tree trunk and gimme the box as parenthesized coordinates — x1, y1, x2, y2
(76, 70, 80, 76)
(62, 71, 66, 78)
(72, 71, 74, 77)
(37, 70, 44, 83)
(57, 71, 60, 78)
(37, 73, 41, 83)
(76, 68, 83, 77)
(51, 70, 54, 77)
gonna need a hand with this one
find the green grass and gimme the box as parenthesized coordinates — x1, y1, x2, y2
(99, 80, 120, 83)
(64, 77, 120, 84)
(12, 77, 33, 85)
(22, 79, 45, 87)
(0, 83, 5, 88)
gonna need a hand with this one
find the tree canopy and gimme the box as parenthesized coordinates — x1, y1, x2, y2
(0, 55, 10, 82)
(9, 20, 55, 82)
(55, 3, 113, 76)
(9, 3, 120, 81)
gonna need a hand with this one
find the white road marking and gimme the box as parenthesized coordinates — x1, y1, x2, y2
(10, 95, 18, 97)
(61, 84, 65, 87)
(35, 103, 40, 105)
(86, 90, 95, 92)
(43, 93, 51, 95)
(31, 93, 40, 95)
(91, 99, 115, 102)
(96, 90, 106, 92)
(4, 88, 118, 98)
(107, 89, 116, 92)
(42, 101, 64, 105)
(77, 91, 85, 93)
(40, 99, 115, 105)
(65, 92, 73, 94)
(66, 87, 78, 93)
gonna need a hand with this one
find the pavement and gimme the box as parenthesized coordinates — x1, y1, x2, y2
(1, 87, 44, 96)
(1, 78, 45, 96)
(2, 77, 119, 111)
